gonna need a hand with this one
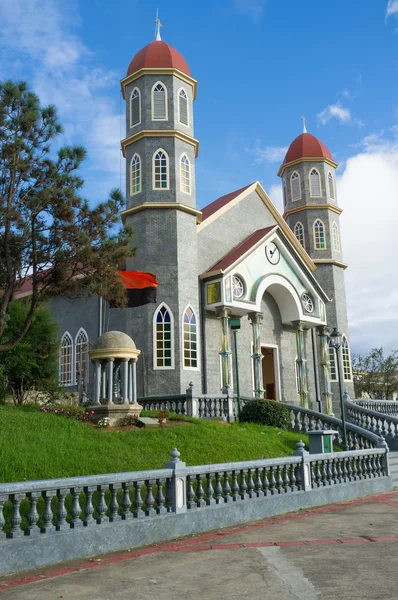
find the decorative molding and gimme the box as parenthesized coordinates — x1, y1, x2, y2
(121, 68, 197, 100)
(283, 203, 343, 219)
(313, 259, 348, 269)
(121, 202, 202, 224)
(278, 156, 338, 177)
(121, 129, 199, 158)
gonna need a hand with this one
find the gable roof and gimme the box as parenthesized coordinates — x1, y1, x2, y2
(200, 183, 255, 222)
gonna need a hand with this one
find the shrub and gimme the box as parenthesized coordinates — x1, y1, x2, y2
(120, 414, 138, 427)
(239, 400, 290, 429)
(158, 409, 170, 423)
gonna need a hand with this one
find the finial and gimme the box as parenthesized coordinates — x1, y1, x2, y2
(154, 8, 163, 41)
(301, 116, 307, 133)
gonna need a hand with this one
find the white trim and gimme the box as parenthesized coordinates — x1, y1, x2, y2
(59, 331, 73, 387)
(341, 334, 352, 382)
(153, 303, 175, 370)
(130, 87, 141, 128)
(332, 221, 340, 252)
(130, 153, 141, 196)
(75, 327, 89, 385)
(328, 171, 335, 200)
(313, 218, 327, 250)
(261, 343, 282, 402)
(294, 221, 305, 249)
(290, 171, 301, 201)
(328, 343, 338, 382)
(179, 152, 191, 195)
(177, 87, 189, 128)
(151, 81, 168, 121)
(181, 304, 200, 371)
(152, 148, 169, 190)
(254, 274, 303, 324)
(309, 167, 322, 197)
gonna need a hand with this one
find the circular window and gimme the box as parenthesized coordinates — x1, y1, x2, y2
(232, 276, 245, 299)
(301, 293, 314, 313)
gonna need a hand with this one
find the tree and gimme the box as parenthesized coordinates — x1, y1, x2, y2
(0, 81, 134, 352)
(352, 348, 398, 400)
(0, 301, 59, 405)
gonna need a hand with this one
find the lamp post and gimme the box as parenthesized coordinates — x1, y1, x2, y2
(230, 318, 241, 417)
(329, 327, 348, 451)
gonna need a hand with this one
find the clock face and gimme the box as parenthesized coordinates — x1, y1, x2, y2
(265, 242, 280, 265)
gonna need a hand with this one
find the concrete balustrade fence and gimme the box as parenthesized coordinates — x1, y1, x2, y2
(352, 399, 398, 416)
(345, 397, 398, 451)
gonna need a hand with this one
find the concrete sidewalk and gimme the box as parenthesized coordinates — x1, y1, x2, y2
(1, 490, 398, 599)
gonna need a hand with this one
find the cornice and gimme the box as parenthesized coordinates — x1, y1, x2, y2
(121, 68, 197, 100)
(278, 156, 338, 177)
(121, 130, 200, 158)
(313, 259, 348, 270)
(121, 202, 202, 224)
(283, 204, 343, 219)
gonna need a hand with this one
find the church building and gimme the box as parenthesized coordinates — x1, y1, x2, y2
(51, 29, 355, 415)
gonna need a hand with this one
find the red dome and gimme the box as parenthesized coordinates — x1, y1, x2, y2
(127, 41, 191, 77)
(283, 133, 333, 165)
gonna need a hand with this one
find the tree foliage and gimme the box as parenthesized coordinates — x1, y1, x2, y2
(0, 301, 59, 405)
(352, 348, 398, 400)
(0, 80, 134, 351)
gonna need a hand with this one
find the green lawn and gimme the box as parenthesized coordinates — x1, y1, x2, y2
(0, 406, 308, 483)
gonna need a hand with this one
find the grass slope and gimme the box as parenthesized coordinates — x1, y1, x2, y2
(0, 406, 308, 483)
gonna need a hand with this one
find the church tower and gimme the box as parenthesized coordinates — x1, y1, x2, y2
(118, 23, 202, 395)
(278, 125, 355, 410)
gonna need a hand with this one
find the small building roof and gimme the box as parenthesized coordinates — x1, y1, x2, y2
(93, 331, 136, 351)
(282, 132, 333, 165)
(126, 41, 191, 77)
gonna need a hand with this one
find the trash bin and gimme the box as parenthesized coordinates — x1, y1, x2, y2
(307, 430, 338, 454)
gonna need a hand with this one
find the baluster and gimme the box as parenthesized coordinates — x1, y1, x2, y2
(231, 471, 240, 501)
(205, 473, 215, 505)
(294, 412, 301, 431)
(145, 480, 156, 516)
(341, 457, 348, 482)
(83, 486, 96, 526)
(156, 479, 167, 514)
(121, 482, 132, 519)
(133, 481, 145, 517)
(289, 465, 297, 491)
(96, 485, 108, 524)
(351, 456, 358, 480)
(108, 484, 121, 522)
(331, 458, 338, 484)
(255, 468, 263, 497)
(381, 419, 388, 438)
(269, 466, 276, 495)
(26, 492, 41, 536)
(247, 469, 255, 498)
(214, 472, 223, 504)
(326, 459, 333, 485)
(310, 461, 316, 489)
(165, 478, 173, 512)
(346, 457, 352, 481)
(186, 475, 195, 509)
(314, 461, 321, 487)
(281, 464, 289, 493)
(263, 467, 270, 495)
(276, 466, 283, 494)
(375, 454, 382, 476)
(369, 454, 376, 478)
(7, 493, 24, 538)
(320, 460, 327, 486)
(239, 470, 248, 500)
(0, 496, 6, 536)
(357, 456, 364, 479)
(41, 489, 56, 534)
(196, 474, 206, 507)
(56, 489, 69, 531)
(223, 471, 231, 502)
(294, 465, 302, 490)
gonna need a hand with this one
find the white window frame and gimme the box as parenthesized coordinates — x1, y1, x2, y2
(182, 305, 199, 371)
(59, 331, 73, 387)
(130, 87, 141, 128)
(332, 221, 340, 252)
(313, 219, 327, 250)
(180, 153, 191, 194)
(309, 167, 322, 197)
(151, 81, 168, 121)
(249, 342, 281, 402)
(178, 87, 189, 127)
(130, 153, 141, 196)
(152, 148, 169, 190)
(294, 221, 305, 248)
(342, 335, 352, 382)
(328, 171, 335, 200)
(153, 303, 174, 370)
(328, 343, 338, 382)
(75, 328, 89, 385)
(290, 171, 301, 201)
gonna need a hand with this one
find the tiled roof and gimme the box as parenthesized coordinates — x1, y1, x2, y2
(283, 133, 333, 165)
(127, 41, 191, 77)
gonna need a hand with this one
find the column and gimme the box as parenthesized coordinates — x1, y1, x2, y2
(293, 321, 308, 408)
(101, 362, 107, 401)
(248, 312, 264, 399)
(318, 326, 333, 415)
(216, 307, 232, 393)
(93, 360, 101, 405)
(122, 358, 129, 404)
(128, 360, 133, 403)
(107, 358, 114, 405)
(132, 360, 137, 404)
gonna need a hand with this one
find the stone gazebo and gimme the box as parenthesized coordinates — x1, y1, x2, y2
(89, 331, 142, 425)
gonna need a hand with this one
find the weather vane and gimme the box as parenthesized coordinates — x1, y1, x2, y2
(154, 8, 163, 41)
(301, 116, 307, 133)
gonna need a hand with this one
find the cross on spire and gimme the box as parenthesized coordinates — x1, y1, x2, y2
(154, 9, 163, 41)
(301, 116, 307, 133)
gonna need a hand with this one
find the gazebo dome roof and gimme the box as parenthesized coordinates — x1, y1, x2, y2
(93, 331, 136, 351)
(126, 40, 191, 77)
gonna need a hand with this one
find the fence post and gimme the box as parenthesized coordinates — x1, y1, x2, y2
(164, 448, 187, 514)
(377, 437, 390, 477)
(186, 382, 199, 418)
(293, 440, 312, 491)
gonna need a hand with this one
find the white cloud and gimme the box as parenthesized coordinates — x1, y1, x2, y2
(250, 145, 288, 164)
(317, 103, 352, 126)
(233, 0, 267, 20)
(340, 89, 352, 99)
(268, 183, 283, 213)
(386, 0, 398, 17)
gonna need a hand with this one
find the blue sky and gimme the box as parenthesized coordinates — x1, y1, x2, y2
(1, 0, 398, 355)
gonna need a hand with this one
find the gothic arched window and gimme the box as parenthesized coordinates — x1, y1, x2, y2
(342, 335, 352, 381)
(153, 149, 168, 189)
(131, 153, 141, 195)
(130, 87, 141, 127)
(332, 222, 340, 252)
(152, 82, 167, 120)
(328, 172, 335, 200)
(183, 306, 198, 369)
(313, 219, 326, 249)
(309, 168, 321, 197)
(180, 154, 191, 194)
(178, 88, 189, 126)
(154, 303, 174, 369)
(328, 340, 338, 382)
(291, 171, 301, 201)
(59, 332, 73, 386)
(294, 222, 305, 248)
(75, 328, 89, 385)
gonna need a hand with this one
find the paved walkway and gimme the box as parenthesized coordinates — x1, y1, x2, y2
(2, 490, 398, 599)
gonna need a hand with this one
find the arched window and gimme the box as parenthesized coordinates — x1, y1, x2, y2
(332, 222, 340, 252)
(153, 149, 168, 189)
(154, 303, 174, 369)
(313, 219, 326, 249)
(328, 172, 335, 200)
(328, 341, 338, 382)
(130, 87, 140, 127)
(342, 335, 352, 381)
(178, 88, 189, 126)
(130, 153, 141, 195)
(291, 171, 301, 201)
(59, 332, 73, 386)
(152, 82, 167, 120)
(180, 154, 190, 194)
(294, 222, 305, 248)
(183, 306, 198, 369)
(309, 168, 321, 197)
(75, 328, 89, 385)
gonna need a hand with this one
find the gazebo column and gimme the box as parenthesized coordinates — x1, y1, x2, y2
(248, 312, 264, 399)
(293, 321, 308, 408)
(318, 326, 333, 415)
(92, 360, 101, 405)
(107, 358, 115, 405)
(216, 307, 232, 393)
(132, 360, 138, 404)
(101, 363, 107, 402)
(128, 360, 133, 403)
(122, 358, 129, 405)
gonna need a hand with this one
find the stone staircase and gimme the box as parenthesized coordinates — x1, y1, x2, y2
(389, 452, 398, 486)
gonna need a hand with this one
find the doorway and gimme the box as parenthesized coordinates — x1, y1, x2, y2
(261, 346, 278, 401)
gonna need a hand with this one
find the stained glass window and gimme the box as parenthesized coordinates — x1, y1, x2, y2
(291, 172, 301, 200)
(179, 89, 188, 126)
(183, 306, 197, 368)
(314, 219, 326, 249)
(154, 304, 173, 368)
(131, 154, 141, 195)
(294, 222, 305, 248)
(232, 275, 245, 299)
(152, 82, 167, 120)
(75, 329, 89, 385)
(328, 172, 335, 199)
(130, 88, 140, 127)
(60, 332, 73, 386)
(207, 282, 221, 304)
(310, 168, 321, 197)
(328, 342, 338, 382)
(332, 222, 340, 252)
(342, 335, 352, 381)
(153, 150, 168, 189)
(180, 154, 190, 193)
